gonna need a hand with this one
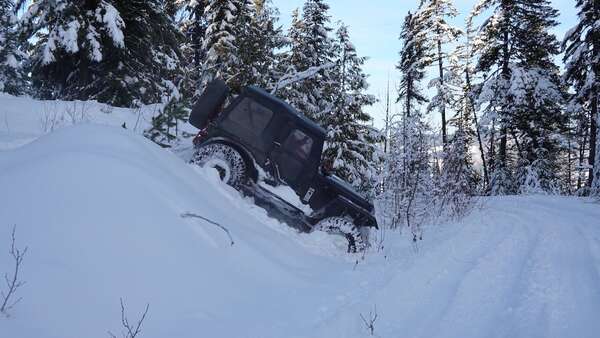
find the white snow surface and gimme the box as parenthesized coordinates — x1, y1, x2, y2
(2, 95, 600, 338)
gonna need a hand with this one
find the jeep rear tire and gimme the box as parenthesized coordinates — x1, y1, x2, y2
(315, 217, 366, 253)
(191, 143, 247, 188)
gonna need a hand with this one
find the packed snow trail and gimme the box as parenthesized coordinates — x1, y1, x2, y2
(1, 124, 600, 338)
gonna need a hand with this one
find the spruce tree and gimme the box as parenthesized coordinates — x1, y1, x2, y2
(563, 0, 600, 194)
(20, 0, 126, 101)
(200, 0, 242, 91)
(104, 0, 184, 106)
(471, 0, 566, 195)
(0, 0, 26, 95)
(234, 0, 284, 90)
(21, 0, 183, 107)
(177, 0, 209, 98)
(321, 25, 381, 194)
(417, 0, 461, 146)
(379, 11, 433, 238)
(278, 0, 335, 123)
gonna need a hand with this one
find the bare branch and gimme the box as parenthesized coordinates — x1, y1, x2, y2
(108, 298, 150, 338)
(181, 212, 235, 246)
(360, 305, 378, 336)
(1, 225, 28, 318)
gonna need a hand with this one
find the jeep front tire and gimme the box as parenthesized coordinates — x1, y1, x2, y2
(315, 217, 367, 253)
(191, 143, 248, 188)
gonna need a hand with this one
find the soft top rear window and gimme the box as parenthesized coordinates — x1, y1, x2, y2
(222, 97, 274, 140)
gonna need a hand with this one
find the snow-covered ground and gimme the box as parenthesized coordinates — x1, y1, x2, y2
(2, 95, 600, 338)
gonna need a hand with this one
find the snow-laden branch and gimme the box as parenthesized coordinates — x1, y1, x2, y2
(270, 63, 335, 95)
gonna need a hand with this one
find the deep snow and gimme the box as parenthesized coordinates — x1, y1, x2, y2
(1, 95, 600, 338)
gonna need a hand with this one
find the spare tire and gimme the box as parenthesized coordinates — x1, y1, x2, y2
(189, 79, 229, 130)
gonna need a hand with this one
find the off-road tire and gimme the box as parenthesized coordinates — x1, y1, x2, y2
(191, 143, 247, 188)
(315, 217, 367, 253)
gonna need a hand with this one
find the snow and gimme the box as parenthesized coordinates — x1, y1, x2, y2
(97, 2, 125, 48)
(2, 95, 600, 338)
(258, 181, 314, 214)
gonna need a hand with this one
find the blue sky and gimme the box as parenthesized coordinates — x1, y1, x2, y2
(272, 0, 579, 127)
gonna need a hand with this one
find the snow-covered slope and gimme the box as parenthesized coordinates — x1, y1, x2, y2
(1, 98, 600, 338)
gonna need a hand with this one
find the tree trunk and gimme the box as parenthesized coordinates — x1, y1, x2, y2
(466, 70, 489, 188)
(589, 95, 598, 187)
(437, 39, 447, 146)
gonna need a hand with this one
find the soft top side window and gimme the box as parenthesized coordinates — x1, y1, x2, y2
(283, 129, 314, 160)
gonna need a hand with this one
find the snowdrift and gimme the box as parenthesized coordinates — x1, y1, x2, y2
(2, 119, 600, 338)
(0, 124, 352, 338)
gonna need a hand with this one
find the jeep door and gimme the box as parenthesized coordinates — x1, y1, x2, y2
(272, 127, 316, 189)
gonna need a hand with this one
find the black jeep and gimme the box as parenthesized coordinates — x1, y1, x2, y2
(188, 79, 378, 252)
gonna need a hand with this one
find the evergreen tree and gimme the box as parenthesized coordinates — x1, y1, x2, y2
(234, 0, 284, 90)
(417, 0, 462, 146)
(144, 97, 190, 147)
(177, 0, 209, 98)
(104, 0, 184, 106)
(563, 0, 600, 194)
(200, 0, 242, 91)
(20, 0, 126, 101)
(321, 25, 381, 194)
(593, 122, 600, 197)
(0, 0, 26, 95)
(379, 11, 433, 238)
(396, 12, 429, 119)
(277, 0, 336, 123)
(21, 0, 183, 107)
(471, 0, 566, 195)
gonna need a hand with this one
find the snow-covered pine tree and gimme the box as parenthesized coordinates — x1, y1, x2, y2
(144, 97, 190, 147)
(449, 17, 489, 190)
(277, 0, 336, 123)
(200, 0, 242, 91)
(563, 0, 600, 194)
(471, 0, 566, 195)
(21, 0, 183, 107)
(20, 0, 126, 101)
(593, 118, 600, 197)
(105, 0, 184, 107)
(234, 0, 284, 90)
(433, 37, 479, 218)
(176, 0, 209, 98)
(379, 11, 433, 238)
(436, 113, 476, 218)
(417, 0, 462, 146)
(321, 24, 381, 195)
(0, 0, 26, 95)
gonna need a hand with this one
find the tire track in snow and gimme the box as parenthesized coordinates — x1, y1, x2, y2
(418, 208, 543, 338)
(496, 198, 600, 338)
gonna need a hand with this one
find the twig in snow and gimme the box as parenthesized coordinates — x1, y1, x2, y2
(181, 212, 235, 246)
(1, 225, 27, 318)
(360, 305, 378, 336)
(108, 298, 150, 338)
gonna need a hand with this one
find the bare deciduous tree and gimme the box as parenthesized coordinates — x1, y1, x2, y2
(108, 298, 150, 338)
(1, 225, 28, 318)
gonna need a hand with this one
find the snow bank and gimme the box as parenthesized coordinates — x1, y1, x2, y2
(2, 95, 600, 338)
(0, 124, 352, 338)
(0, 93, 176, 151)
